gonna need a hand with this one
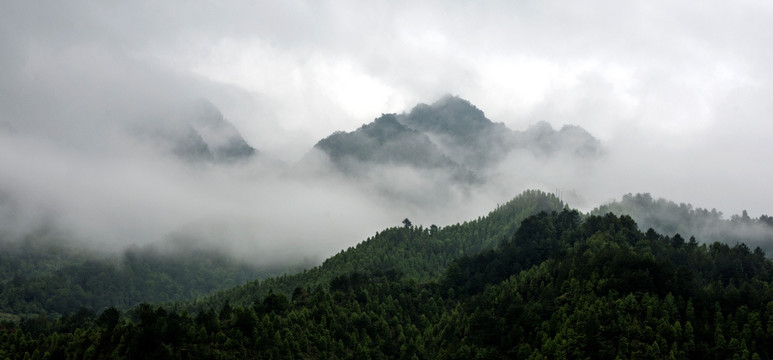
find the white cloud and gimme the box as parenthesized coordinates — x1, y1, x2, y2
(2, 0, 773, 261)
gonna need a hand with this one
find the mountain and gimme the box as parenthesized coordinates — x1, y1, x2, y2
(397, 96, 512, 170)
(189, 189, 564, 310)
(310, 95, 603, 182)
(136, 99, 257, 163)
(515, 121, 602, 158)
(6, 204, 773, 359)
(314, 113, 471, 179)
(0, 189, 561, 318)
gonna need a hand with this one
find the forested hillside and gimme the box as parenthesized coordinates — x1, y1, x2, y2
(4, 209, 773, 359)
(0, 190, 561, 319)
(4, 0, 772, 358)
(594, 193, 773, 253)
(191, 190, 564, 311)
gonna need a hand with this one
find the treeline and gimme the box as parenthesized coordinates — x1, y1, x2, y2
(187, 190, 564, 312)
(4, 210, 773, 359)
(594, 193, 773, 253)
(0, 190, 562, 318)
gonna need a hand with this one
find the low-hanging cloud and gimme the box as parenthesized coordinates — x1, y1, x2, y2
(0, 123, 520, 266)
(1, 0, 772, 266)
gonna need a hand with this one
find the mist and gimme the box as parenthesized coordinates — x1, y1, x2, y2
(592, 193, 773, 254)
(2, 1, 772, 266)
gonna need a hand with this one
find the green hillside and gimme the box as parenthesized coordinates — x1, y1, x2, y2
(190, 189, 564, 311)
(4, 207, 773, 359)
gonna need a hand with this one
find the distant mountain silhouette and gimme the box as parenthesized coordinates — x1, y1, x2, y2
(514, 121, 602, 158)
(314, 113, 477, 182)
(397, 95, 512, 170)
(310, 95, 602, 182)
(136, 99, 257, 163)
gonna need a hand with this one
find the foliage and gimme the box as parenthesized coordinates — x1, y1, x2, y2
(0, 189, 561, 318)
(3, 210, 773, 359)
(189, 190, 564, 312)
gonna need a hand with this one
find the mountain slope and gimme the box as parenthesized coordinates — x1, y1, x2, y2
(397, 95, 512, 170)
(190, 189, 565, 310)
(310, 95, 603, 184)
(314, 113, 467, 175)
(431, 211, 773, 359)
(7, 208, 773, 359)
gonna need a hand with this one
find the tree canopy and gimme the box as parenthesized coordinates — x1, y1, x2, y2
(4, 208, 773, 359)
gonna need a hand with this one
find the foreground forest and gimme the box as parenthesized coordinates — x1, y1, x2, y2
(3, 192, 773, 359)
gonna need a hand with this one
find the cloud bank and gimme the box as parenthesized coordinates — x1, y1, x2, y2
(1, 0, 772, 264)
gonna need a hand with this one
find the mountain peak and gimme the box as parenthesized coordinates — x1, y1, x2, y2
(431, 94, 485, 115)
(176, 100, 257, 163)
(395, 95, 510, 170)
(314, 112, 462, 171)
(310, 95, 602, 184)
(360, 113, 409, 141)
(401, 95, 493, 136)
(514, 121, 603, 157)
(134, 99, 257, 163)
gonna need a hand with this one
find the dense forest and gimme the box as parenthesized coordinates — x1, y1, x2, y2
(0, 190, 562, 320)
(3, 195, 773, 359)
(187, 190, 564, 312)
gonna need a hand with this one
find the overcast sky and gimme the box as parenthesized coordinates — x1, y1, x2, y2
(1, 1, 772, 256)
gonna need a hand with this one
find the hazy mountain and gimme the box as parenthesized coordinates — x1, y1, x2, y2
(311, 95, 603, 183)
(316, 114, 457, 170)
(312, 113, 479, 183)
(514, 121, 602, 158)
(397, 95, 512, 170)
(135, 99, 257, 164)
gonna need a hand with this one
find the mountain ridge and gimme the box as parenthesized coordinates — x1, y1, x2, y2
(5, 197, 773, 359)
(133, 99, 258, 164)
(186, 189, 565, 311)
(309, 95, 603, 183)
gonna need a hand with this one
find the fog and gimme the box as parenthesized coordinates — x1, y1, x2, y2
(1, 1, 772, 265)
(591, 193, 773, 254)
(0, 122, 501, 265)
